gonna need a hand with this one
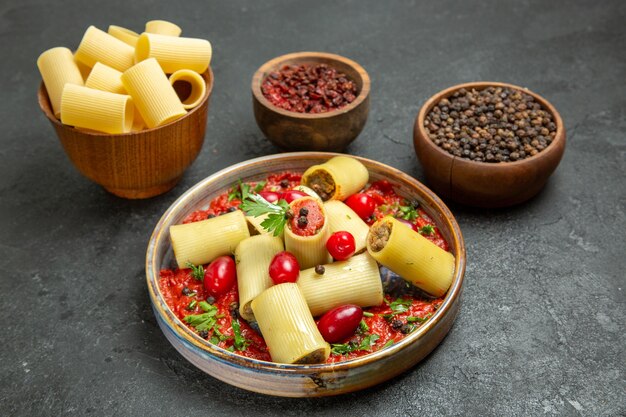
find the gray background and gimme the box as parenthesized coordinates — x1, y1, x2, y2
(1, 0, 624, 416)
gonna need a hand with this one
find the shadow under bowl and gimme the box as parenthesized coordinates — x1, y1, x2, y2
(252, 52, 370, 152)
(413, 81, 566, 208)
(37, 68, 214, 199)
(146, 152, 466, 397)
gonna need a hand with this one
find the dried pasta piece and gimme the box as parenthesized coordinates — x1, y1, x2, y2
(169, 69, 206, 109)
(145, 20, 182, 37)
(235, 235, 284, 321)
(367, 216, 454, 297)
(251, 283, 330, 364)
(121, 58, 186, 128)
(85, 62, 126, 94)
(75, 26, 135, 72)
(74, 55, 92, 81)
(283, 197, 331, 270)
(135, 33, 212, 74)
(107, 25, 140, 47)
(297, 253, 383, 317)
(37, 47, 84, 118)
(60, 84, 133, 134)
(301, 156, 369, 201)
(324, 200, 370, 254)
(169, 210, 250, 268)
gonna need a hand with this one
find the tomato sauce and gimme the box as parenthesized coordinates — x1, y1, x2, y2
(288, 198, 324, 236)
(159, 172, 449, 363)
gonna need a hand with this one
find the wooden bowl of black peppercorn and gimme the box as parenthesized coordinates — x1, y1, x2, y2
(413, 82, 566, 208)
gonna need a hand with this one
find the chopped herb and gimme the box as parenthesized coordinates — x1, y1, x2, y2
(419, 224, 435, 235)
(362, 311, 374, 317)
(187, 300, 197, 310)
(346, 214, 352, 220)
(388, 297, 412, 314)
(397, 204, 418, 221)
(228, 179, 251, 202)
(186, 262, 204, 281)
(240, 194, 290, 236)
(358, 320, 369, 333)
(253, 180, 267, 193)
(183, 302, 218, 332)
(382, 340, 394, 349)
(231, 319, 250, 351)
(407, 313, 433, 323)
(330, 334, 381, 355)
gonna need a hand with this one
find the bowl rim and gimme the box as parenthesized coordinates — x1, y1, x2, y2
(414, 81, 565, 168)
(37, 66, 214, 137)
(251, 51, 371, 120)
(146, 152, 466, 374)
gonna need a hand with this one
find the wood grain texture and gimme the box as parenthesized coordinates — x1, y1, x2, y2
(38, 69, 213, 199)
(251, 52, 370, 152)
(413, 81, 566, 208)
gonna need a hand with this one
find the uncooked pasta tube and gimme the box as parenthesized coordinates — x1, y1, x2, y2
(74, 55, 92, 81)
(60, 84, 133, 134)
(37, 47, 84, 118)
(145, 20, 182, 37)
(169, 210, 250, 268)
(367, 216, 454, 297)
(169, 69, 206, 109)
(75, 26, 135, 72)
(85, 62, 126, 94)
(235, 235, 284, 321)
(121, 58, 186, 128)
(301, 156, 369, 201)
(135, 33, 212, 74)
(108, 25, 140, 47)
(283, 197, 331, 269)
(297, 253, 383, 317)
(251, 283, 330, 364)
(324, 200, 370, 254)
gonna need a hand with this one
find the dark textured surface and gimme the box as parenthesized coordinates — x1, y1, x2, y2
(1, 0, 624, 415)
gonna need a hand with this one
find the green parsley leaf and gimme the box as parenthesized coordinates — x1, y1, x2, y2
(362, 311, 374, 317)
(184, 306, 217, 332)
(330, 343, 354, 355)
(358, 334, 380, 351)
(382, 340, 394, 349)
(187, 300, 197, 310)
(253, 180, 267, 193)
(358, 320, 369, 333)
(419, 224, 435, 235)
(240, 194, 290, 236)
(397, 205, 418, 221)
(231, 319, 250, 351)
(186, 262, 204, 281)
(407, 313, 433, 324)
(389, 298, 412, 314)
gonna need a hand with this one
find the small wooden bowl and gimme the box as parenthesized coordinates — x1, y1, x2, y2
(413, 82, 566, 208)
(146, 152, 466, 397)
(37, 69, 214, 199)
(252, 52, 370, 151)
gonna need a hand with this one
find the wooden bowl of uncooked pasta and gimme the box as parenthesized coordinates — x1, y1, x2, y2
(146, 152, 466, 397)
(37, 21, 214, 199)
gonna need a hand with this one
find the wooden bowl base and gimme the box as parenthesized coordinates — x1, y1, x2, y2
(104, 175, 182, 199)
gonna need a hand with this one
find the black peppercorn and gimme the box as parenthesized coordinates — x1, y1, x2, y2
(206, 296, 216, 304)
(207, 213, 216, 219)
(182, 287, 192, 296)
(227, 207, 237, 213)
(315, 265, 325, 275)
(297, 216, 308, 228)
(391, 320, 403, 330)
(280, 179, 289, 188)
(199, 330, 209, 339)
(299, 207, 309, 217)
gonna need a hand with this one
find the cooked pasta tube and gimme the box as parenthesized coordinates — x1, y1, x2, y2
(85, 62, 126, 94)
(170, 210, 250, 268)
(301, 156, 369, 201)
(60, 84, 134, 134)
(145, 20, 182, 37)
(367, 216, 454, 297)
(245, 214, 284, 239)
(108, 25, 140, 47)
(75, 26, 135, 72)
(235, 235, 284, 321)
(121, 58, 186, 128)
(135, 33, 212, 74)
(169, 69, 206, 109)
(324, 200, 370, 254)
(251, 283, 330, 364)
(37, 47, 84, 118)
(283, 197, 331, 270)
(293, 185, 322, 201)
(297, 253, 383, 317)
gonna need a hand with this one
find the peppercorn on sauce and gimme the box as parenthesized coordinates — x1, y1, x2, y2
(159, 171, 449, 363)
(289, 198, 324, 236)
